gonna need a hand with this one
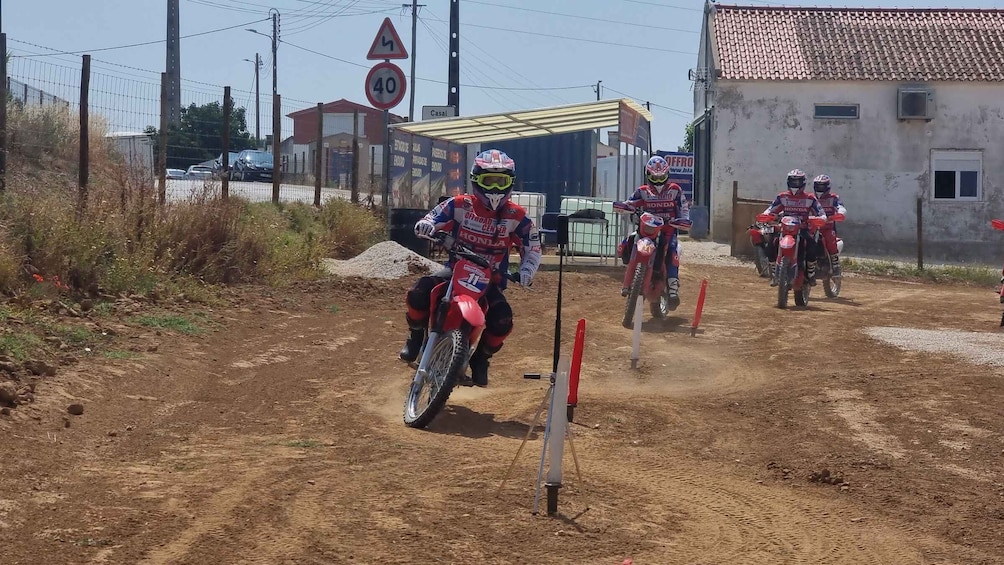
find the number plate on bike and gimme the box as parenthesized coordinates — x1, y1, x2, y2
(456, 260, 489, 293)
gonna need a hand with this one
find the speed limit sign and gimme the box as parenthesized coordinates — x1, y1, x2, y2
(364, 62, 407, 110)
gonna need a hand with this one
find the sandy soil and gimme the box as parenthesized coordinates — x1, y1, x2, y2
(3, 261, 1004, 565)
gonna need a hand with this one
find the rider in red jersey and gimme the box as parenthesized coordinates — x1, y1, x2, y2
(762, 169, 826, 286)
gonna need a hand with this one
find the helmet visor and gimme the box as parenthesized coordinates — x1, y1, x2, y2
(813, 182, 829, 193)
(472, 172, 513, 191)
(787, 177, 806, 189)
(647, 172, 669, 186)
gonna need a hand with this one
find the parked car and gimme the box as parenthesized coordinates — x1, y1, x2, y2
(231, 150, 274, 182)
(212, 151, 239, 179)
(166, 168, 187, 180)
(185, 165, 214, 180)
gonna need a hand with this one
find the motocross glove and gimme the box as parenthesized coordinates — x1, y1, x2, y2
(414, 219, 436, 237)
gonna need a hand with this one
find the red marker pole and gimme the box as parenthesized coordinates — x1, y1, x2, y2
(566, 318, 586, 422)
(691, 279, 708, 337)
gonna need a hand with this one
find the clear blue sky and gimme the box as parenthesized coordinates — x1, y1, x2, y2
(4, 0, 1001, 151)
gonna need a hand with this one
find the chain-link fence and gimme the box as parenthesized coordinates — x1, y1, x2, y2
(1, 35, 380, 207)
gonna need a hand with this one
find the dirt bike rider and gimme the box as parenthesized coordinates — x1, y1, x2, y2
(616, 155, 692, 304)
(399, 149, 542, 387)
(763, 169, 826, 287)
(812, 174, 846, 277)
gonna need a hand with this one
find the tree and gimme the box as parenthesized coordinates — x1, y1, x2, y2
(145, 101, 257, 170)
(677, 122, 694, 153)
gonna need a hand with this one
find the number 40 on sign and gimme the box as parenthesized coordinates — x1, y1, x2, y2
(365, 62, 407, 111)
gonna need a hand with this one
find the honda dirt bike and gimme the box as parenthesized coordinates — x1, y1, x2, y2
(402, 232, 522, 429)
(992, 219, 1004, 325)
(757, 213, 827, 309)
(615, 202, 690, 328)
(748, 220, 775, 278)
(812, 212, 846, 298)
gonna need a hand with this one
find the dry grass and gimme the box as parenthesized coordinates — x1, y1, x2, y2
(0, 101, 385, 301)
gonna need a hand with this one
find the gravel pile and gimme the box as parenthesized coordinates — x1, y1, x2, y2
(323, 241, 443, 279)
(865, 326, 1004, 367)
(680, 240, 749, 268)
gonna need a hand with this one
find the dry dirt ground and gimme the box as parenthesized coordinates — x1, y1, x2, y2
(3, 259, 1004, 564)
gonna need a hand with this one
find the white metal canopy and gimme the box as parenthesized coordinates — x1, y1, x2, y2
(388, 99, 653, 146)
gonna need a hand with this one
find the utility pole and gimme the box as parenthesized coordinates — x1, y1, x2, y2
(594, 80, 602, 101)
(165, 0, 181, 127)
(244, 53, 261, 144)
(270, 9, 280, 203)
(403, 1, 425, 121)
(447, 0, 460, 116)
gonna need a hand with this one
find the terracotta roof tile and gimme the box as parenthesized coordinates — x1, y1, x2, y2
(713, 5, 1004, 81)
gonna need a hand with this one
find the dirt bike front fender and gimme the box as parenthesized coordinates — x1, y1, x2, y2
(779, 234, 797, 252)
(451, 294, 486, 329)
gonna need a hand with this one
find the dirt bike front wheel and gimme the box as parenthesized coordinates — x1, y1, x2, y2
(403, 328, 468, 429)
(777, 256, 791, 309)
(622, 263, 646, 329)
(754, 245, 770, 278)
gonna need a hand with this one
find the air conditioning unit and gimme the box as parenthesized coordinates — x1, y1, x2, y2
(898, 87, 935, 120)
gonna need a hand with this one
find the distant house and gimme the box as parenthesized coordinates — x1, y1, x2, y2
(286, 99, 405, 184)
(693, 3, 1004, 260)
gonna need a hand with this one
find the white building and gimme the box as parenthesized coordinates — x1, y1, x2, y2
(694, 4, 1004, 261)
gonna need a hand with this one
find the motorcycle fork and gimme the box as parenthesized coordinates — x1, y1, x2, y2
(416, 278, 455, 377)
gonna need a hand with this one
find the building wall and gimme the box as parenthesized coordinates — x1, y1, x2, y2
(709, 80, 1004, 261)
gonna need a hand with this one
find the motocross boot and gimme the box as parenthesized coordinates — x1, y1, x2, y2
(667, 277, 681, 307)
(768, 262, 778, 287)
(806, 262, 818, 286)
(830, 254, 842, 277)
(398, 317, 426, 363)
(468, 343, 501, 387)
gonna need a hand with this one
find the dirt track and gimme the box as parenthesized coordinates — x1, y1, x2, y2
(3, 259, 1004, 564)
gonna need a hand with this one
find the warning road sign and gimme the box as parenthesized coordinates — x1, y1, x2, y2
(366, 17, 408, 60)
(365, 62, 407, 110)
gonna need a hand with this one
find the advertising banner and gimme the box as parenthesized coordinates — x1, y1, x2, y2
(656, 150, 695, 203)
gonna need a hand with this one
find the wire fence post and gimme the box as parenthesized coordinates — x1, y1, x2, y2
(158, 72, 168, 206)
(222, 86, 231, 201)
(0, 33, 7, 193)
(917, 197, 924, 270)
(314, 102, 322, 207)
(351, 108, 360, 204)
(78, 54, 91, 215)
(272, 93, 280, 204)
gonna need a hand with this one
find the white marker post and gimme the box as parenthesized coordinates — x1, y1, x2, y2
(630, 298, 643, 369)
(532, 355, 571, 515)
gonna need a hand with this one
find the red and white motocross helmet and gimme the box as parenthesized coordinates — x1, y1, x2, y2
(645, 155, 671, 191)
(470, 149, 516, 211)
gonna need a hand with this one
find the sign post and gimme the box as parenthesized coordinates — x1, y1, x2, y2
(364, 17, 409, 230)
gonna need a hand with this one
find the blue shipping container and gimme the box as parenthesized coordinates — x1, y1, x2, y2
(490, 131, 595, 212)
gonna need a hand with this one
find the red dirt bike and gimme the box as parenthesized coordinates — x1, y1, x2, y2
(757, 213, 827, 309)
(402, 231, 523, 429)
(615, 202, 691, 328)
(992, 219, 1004, 325)
(811, 212, 846, 298)
(748, 220, 775, 278)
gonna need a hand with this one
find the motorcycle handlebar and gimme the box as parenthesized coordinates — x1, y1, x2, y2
(420, 232, 529, 288)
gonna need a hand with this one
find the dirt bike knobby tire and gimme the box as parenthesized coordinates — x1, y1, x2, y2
(777, 256, 791, 309)
(622, 263, 646, 329)
(403, 328, 468, 429)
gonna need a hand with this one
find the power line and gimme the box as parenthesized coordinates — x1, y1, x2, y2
(11, 18, 269, 57)
(280, 39, 594, 91)
(421, 9, 572, 106)
(463, 0, 698, 35)
(462, 23, 696, 55)
(603, 86, 692, 116)
(622, 0, 703, 12)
